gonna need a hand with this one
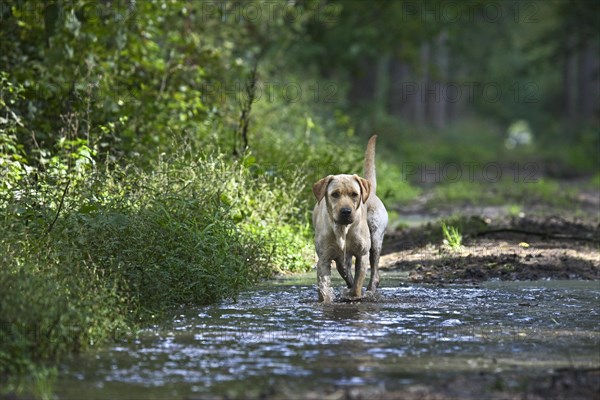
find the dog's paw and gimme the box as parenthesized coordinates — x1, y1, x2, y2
(363, 290, 382, 302)
(338, 296, 362, 303)
(342, 288, 360, 297)
(318, 287, 335, 303)
(340, 288, 363, 302)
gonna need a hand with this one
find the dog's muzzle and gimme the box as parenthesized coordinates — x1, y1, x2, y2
(337, 208, 353, 225)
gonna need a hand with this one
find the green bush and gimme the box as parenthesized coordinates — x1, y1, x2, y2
(0, 138, 315, 380)
(0, 220, 128, 376)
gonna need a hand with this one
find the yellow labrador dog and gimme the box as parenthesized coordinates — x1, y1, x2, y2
(312, 135, 388, 302)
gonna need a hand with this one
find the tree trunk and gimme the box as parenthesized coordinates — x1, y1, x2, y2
(374, 53, 391, 113)
(388, 51, 414, 123)
(432, 31, 448, 129)
(414, 42, 430, 126)
(563, 38, 578, 122)
(349, 57, 377, 107)
(578, 41, 600, 123)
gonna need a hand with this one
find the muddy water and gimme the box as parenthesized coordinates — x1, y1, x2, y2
(56, 274, 600, 399)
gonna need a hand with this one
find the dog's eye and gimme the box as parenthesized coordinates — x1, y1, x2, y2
(331, 192, 340, 198)
(351, 192, 359, 198)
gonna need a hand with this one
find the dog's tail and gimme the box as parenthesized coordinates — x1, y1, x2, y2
(364, 134, 378, 193)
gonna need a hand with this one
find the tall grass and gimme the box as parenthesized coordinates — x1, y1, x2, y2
(0, 141, 313, 381)
(442, 222, 463, 251)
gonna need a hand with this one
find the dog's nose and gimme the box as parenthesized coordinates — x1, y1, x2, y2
(341, 208, 352, 216)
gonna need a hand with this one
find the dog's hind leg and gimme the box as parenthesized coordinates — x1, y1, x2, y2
(367, 230, 384, 291)
(367, 248, 381, 291)
(335, 256, 354, 288)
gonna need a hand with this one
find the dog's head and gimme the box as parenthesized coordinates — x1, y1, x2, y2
(313, 174, 370, 225)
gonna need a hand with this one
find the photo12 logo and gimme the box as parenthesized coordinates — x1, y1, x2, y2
(28, 77, 141, 108)
(397, 82, 539, 104)
(402, 162, 541, 183)
(400, 1, 539, 23)
(200, 81, 338, 104)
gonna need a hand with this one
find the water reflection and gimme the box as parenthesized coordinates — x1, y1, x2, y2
(56, 277, 600, 399)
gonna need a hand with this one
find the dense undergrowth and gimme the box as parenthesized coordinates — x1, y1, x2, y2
(0, 139, 313, 376)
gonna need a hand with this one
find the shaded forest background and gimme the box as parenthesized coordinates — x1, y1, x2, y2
(0, 0, 598, 384)
(1, 0, 599, 172)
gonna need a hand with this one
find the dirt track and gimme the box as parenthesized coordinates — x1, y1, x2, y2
(381, 184, 600, 284)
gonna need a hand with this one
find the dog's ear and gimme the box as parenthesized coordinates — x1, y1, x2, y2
(313, 175, 333, 202)
(354, 175, 371, 204)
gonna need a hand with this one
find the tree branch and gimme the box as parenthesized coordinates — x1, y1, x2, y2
(46, 180, 70, 235)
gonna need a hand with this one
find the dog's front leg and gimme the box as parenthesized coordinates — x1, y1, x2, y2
(335, 256, 353, 289)
(350, 255, 367, 298)
(317, 258, 334, 302)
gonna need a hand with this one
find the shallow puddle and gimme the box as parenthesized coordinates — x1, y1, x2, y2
(56, 273, 600, 399)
